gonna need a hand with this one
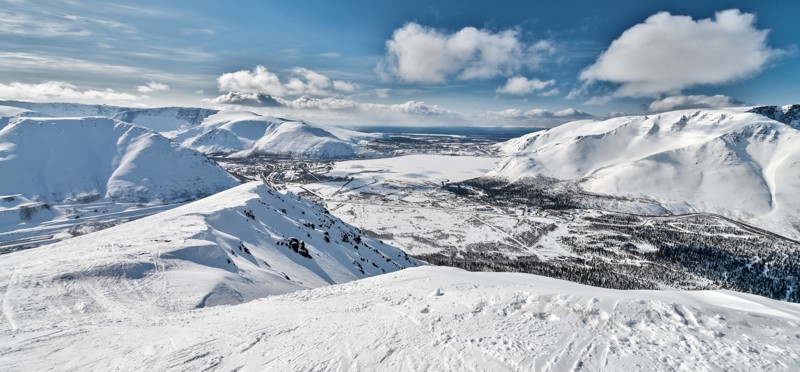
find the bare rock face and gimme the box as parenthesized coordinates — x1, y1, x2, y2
(748, 104, 800, 128)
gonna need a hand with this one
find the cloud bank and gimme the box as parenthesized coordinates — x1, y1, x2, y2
(379, 23, 553, 83)
(0, 81, 141, 102)
(580, 9, 782, 97)
(648, 94, 744, 112)
(216, 66, 358, 97)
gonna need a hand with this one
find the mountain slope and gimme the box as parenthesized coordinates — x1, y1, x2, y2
(490, 108, 800, 238)
(0, 105, 39, 130)
(0, 266, 797, 371)
(112, 107, 218, 133)
(749, 104, 800, 128)
(0, 101, 218, 133)
(0, 100, 126, 118)
(0, 117, 238, 203)
(0, 181, 420, 315)
(173, 110, 379, 158)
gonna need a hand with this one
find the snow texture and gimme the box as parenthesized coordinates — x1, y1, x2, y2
(0, 266, 797, 371)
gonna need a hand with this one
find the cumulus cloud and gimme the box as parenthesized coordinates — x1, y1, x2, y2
(379, 23, 553, 83)
(648, 94, 744, 112)
(0, 81, 141, 102)
(216, 65, 358, 97)
(580, 9, 783, 97)
(136, 81, 170, 93)
(496, 76, 555, 95)
(217, 65, 285, 96)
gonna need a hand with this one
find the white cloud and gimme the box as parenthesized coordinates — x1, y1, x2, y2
(217, 65, 285, 96)
(379, 23, 552, 83)
(211, 92, 283, 107)
(648, 94, 744, 112)
(0, 81, 141, 102)
(217, 65, 358, 97)
(136, 81, 170, 93)
(373, 101, 453, 116)
(482, 107, 593, 126)
(209, 91, 452, 117)
(580, 9, 783, 97)
(583, 95, 612, 106)
(332, 80, 358, 93)
(0, 52, 194, 83)
(496, 76, 555, 95)
(286, 96, 359, 111)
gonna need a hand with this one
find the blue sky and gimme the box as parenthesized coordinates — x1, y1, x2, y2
(0, 0, 798, 126)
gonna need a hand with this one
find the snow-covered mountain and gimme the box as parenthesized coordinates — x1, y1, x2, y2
(0, 105, 40, 130)
(0, 265, 796, 370)
(0, 117, 238, 203)
(211, 92, 284, 107)
(0, 181, 420, 312)
(111, 107, 218, 133)
(749, 104, 800, 128)
(0, 100, 127, 118)
(0, 101, 217, 134)
(490, 108, 800, 238)
(173, 110, 380, 158)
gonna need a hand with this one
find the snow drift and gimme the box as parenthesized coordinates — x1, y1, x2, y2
(0, 117, 238, 203)
(490, 108, 800, 238)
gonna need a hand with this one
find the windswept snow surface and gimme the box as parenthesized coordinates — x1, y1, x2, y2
(0, 266, 797, 371)
(173, 110, 380, 158)
(490, 108, 800, 238)
(0, 181, 420, 312)
(0, 116, 238, 203)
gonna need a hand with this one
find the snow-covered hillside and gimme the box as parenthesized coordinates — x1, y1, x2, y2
(0, 266, 797, 371)
(490, 108, 800, 238)
(0, 101, 217, 134)
(0, 181, 419, 312)
(749, 104, 800, 128)
(112, 107, 218, 133)
(173, 110, 379, 158)
(0, 100, 126, 118)
(0, 117, 238, 203)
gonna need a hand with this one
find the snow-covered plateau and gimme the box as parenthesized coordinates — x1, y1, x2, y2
(490, 107, 800, 239)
